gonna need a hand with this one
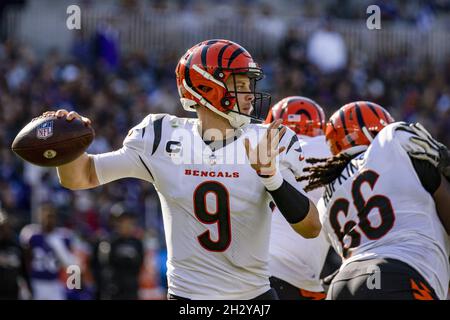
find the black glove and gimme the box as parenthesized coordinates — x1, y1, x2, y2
(438, 147, 450, 183)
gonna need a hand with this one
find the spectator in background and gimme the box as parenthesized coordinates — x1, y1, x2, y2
(255, 3, 286, 42)
(91, 203, 144, 300)
(307, 18, 347, 74)
(0, 209, 31, 299)
(0, 0, 26, 41)
(279, 27, 307, 69)
(19, 202, 78, 300)
(93, 18, 120, 71)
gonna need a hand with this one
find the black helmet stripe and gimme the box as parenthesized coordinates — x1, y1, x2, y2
(184, 51, 194, 87)
(354, 102, 368, 131)
(366, 102, 382, 119)
(288, 97, 323, 124)
(184, 50, 203, 98)
(331, 119, 338, 133)
(278, 99, 291, 119)
(278, 107, 286, 119)
(218, 43, 232, 69)
(279, 97, 299, 119)
(339, 108, 356, 147)
(311, 102, 324, 124)
(227, 47, 244, 68)
(201, 40, 219, 69)
(296, 109, 312, 120)
(380, 108, 390, 121)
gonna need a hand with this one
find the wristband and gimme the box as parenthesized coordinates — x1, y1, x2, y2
(258, 170, 283, 191)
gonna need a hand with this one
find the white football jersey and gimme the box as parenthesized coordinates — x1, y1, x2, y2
(93, 113, 306, 299)
(317, 122, 450, 299)
(269, 135, 330, 292)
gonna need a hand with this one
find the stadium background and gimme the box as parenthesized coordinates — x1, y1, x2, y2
(0, 0, 449, 299)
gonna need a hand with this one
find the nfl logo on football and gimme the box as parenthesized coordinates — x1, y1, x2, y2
(36, 121, 54, 140)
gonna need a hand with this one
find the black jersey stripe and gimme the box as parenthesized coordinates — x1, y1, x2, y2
(139, 155, 154, 181)
(151, 116, 165, 155)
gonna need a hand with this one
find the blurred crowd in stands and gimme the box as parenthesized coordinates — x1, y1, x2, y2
(1, 0, 450, 299)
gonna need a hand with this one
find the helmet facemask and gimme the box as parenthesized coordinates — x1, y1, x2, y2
(222, 67, 271, 127)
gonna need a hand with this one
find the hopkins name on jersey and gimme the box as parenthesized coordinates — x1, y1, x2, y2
(317, 122, 450, 300)
(93, 113, 306, 299)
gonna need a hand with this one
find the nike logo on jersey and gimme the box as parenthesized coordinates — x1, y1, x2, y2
(295, 146, 304, 161)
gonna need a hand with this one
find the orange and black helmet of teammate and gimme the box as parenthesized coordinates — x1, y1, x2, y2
(326, 101, 395, 155)
(266, 96, 326, 137)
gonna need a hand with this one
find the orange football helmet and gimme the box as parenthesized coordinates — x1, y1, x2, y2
(326, 101, 395, 155)
(266, 96, 326, 137)
(175, 39, 270, 128)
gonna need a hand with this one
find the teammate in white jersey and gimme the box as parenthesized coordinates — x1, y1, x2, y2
(300, 101, 450, 300)
(265, 96, 331, 300)
(47, 39, 321, 300)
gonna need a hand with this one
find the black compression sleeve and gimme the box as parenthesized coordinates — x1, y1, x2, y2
(268, 180, 310, 224)
(410, 157, 441, 195)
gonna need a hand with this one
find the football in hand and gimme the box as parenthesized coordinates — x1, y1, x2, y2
(11, 115, 95, 167)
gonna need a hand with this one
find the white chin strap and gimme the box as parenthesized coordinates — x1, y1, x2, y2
(180, 79, 250, 129)
(221, 105, 251, 128)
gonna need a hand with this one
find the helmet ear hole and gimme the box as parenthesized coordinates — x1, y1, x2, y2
(213, 69, 226, 80)
(198, 85, 212, 93)
(221, 97, 231, 108)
